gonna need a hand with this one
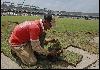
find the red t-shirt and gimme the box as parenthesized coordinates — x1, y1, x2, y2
(9, 19, 43, 46)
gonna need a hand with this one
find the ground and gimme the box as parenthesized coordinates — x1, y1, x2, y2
(1, 37, 99, 69)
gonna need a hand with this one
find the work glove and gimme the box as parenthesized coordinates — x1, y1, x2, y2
(47, 50, 57, 57)
(50, 39, 58, 43)
(47, 49, 63, 57)
(44, 39, 58, 45)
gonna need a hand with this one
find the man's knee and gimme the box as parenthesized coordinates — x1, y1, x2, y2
(21, 57, 37, 66)
(28, 58, 37, 65)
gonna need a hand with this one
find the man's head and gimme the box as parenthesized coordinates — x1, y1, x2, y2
(43, 14, 55, 30)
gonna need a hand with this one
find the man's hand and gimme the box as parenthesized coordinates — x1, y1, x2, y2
(49, 39, 57, 43)
(44, 38, 57, 45)
(47, 50, 57, 56)
(47, 49, 63, 57)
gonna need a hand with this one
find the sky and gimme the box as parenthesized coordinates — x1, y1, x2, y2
(1, 0, 99, 13)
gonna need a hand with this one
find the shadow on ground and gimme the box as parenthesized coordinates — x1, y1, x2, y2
(12, 52, 69, 69)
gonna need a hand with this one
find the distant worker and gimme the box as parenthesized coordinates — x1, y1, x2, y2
(9, 14, 56, 65)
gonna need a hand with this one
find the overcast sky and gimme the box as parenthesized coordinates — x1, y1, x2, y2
(1, 0, 99, 13)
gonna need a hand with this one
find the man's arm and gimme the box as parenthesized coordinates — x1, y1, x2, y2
(31, 39, 58, 56)
(31, 39, 49, 56)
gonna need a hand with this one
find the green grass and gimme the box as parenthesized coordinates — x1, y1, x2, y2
(63, 50, 83, 66)
(1, 16, 99, 69)
(1, 16, 99, 32)
(54, 18, 99, 32)
(1, 16, 41, 23)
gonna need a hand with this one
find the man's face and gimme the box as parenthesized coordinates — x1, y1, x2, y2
(44, 20, 52, 30)
(44, 18, 55, 31)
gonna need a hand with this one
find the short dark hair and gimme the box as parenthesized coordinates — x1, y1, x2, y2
(44, 14, 52, 22)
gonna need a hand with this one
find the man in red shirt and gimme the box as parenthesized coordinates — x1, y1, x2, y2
(9, 14, 56, 65)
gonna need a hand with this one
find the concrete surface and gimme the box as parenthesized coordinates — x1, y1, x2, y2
(66, 46, 99, 69)
(1, 53, 22, 69)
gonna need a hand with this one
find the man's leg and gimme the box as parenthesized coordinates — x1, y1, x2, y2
(10, 43, 37, 66)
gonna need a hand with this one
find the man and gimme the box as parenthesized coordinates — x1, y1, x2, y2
(9, 14, 56, 65)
